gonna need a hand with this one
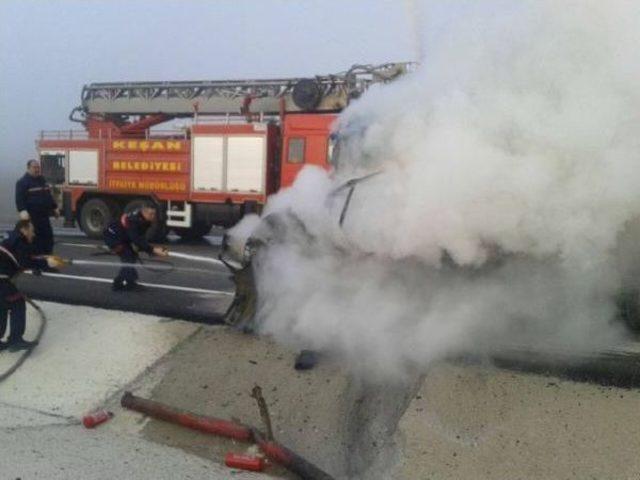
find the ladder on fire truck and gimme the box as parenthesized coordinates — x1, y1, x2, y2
(70, 62, 416, 121)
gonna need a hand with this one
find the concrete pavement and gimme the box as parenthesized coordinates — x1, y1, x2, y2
(0, 302, 275, 479)
(0, 425, 271, 480)
(4, 301, 640, 479)
(0, 302, 198, 417)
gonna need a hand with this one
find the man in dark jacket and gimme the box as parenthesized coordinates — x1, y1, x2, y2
(15, 160, 59, 255)
(0, 220, 65, 351)
(103, 205, 168, 291)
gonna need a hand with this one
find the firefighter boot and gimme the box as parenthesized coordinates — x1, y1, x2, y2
(125, 282, 147, 292)
(8, 339, 39, 351)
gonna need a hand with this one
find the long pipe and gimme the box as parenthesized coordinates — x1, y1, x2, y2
(120, 392, 335, 480)
(121, 392, 252, 441)
(167, 251, 226, 267)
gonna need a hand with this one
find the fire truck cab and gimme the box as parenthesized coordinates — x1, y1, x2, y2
(36, 63, 414, 240)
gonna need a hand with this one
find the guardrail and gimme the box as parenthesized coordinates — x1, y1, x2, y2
(38, 129, 189, 140)
(39, 130, 90, 140)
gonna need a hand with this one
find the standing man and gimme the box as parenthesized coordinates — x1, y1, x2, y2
(15, 160, 59, 255)
(103, 205, 168, 291)
(0, 220, 66, 351)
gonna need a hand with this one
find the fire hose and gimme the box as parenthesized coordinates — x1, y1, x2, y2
(121, 392, 334, 480)
(90, 246, 230, 274)
(88, 244, 228, 267)
(47, 254, 228, 277)
(0, 296, 46, 383)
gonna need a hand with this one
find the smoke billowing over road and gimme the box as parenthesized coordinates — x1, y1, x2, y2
(229, 0, 640, 379)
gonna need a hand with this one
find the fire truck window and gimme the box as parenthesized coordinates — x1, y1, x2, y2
(287, 138, 305, 164)
(40, 153, 66, 185)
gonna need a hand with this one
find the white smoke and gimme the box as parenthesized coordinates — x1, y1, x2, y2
(229, 0, 640, 378)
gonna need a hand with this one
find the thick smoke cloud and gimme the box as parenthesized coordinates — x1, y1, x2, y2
(230, 0, 640, 378)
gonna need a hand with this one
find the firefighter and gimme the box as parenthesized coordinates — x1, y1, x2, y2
(15, 159, 59, 255)
(0, 220, 65, 351)
(103, 205, 168, 291)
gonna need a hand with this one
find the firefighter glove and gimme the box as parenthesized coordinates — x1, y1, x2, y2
(46, 256, 68, 268)
(152, 246, 169, 257)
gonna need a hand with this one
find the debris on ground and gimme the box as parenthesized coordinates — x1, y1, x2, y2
(82, 410, 113, 429)
(121, 390, 335, 480)
(225, 452, 266, 472)
(294, 350, 318, 371)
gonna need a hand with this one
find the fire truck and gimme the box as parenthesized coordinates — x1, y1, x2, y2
(36, 63, 414, 240)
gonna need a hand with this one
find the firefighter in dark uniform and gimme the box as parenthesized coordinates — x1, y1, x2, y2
(103, 205, 168, 291)
(15, 160, 59, 255)
(0, 220, 65, 351)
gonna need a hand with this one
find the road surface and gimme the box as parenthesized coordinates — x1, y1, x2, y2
(1, 224, 234, 323)
(0, 302, 275, 480)
(5, 224, 640, 388)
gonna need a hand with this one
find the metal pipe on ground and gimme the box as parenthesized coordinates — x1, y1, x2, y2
(251, 428, 334, 480)
(121, 392, 252, 441)
(120, 392, 335, 480)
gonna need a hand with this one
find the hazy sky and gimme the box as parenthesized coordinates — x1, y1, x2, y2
(0, 0, 516, 219)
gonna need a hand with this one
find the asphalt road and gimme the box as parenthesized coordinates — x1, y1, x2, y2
(5, 225, 640, 388)
(2, 225, 235, 324)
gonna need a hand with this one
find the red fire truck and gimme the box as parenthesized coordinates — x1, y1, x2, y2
(36, 63, 413, 240)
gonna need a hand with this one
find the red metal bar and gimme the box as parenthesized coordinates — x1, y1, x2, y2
(120, 392, 335, 480)
(120, 392, 252, 441)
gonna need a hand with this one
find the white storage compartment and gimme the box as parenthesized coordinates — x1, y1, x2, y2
(193, 136, 224, 191)
(68, 150, 98, 185)
(226, 136, 265, 193)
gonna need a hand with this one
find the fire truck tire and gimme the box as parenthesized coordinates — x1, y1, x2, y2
(173, 221, 212, 241)
(79, 198, 117, 239)
(124, 198, 168, 242)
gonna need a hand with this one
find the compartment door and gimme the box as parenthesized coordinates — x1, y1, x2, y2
(193, 136, 224, 191)
(226, 136, 265, 193)
(68, 150, 98, 185)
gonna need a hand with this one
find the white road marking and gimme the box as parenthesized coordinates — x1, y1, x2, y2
(26, 271, 234, 296)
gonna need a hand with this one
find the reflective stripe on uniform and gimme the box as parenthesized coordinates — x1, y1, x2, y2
(27, 186, 51, 193)
(5, 292, 24, 303)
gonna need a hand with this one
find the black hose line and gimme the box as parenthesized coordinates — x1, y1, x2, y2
(0, 296, 47, 383)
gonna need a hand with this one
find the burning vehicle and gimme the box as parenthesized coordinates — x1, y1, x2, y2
(221, 116, 640, 371)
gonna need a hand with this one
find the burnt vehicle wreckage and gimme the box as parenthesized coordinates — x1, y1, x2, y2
(219, 129, 640, 386)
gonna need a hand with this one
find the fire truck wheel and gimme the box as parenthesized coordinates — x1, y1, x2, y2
(79, 198, 117, 239)
(124, 199, 167, 242)
(173, 221, 212, 241)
